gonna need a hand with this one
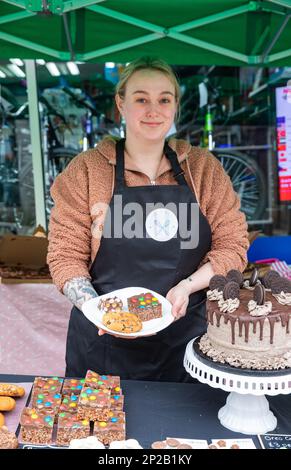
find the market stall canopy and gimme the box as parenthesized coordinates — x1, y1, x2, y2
(0, 0, 291, 65)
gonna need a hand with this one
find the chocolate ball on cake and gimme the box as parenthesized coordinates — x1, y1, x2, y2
(223, 281, 240, 300)
(226, 269, 244, 287)
(209, 275, 227, 292)
(261, 270, 280, 289)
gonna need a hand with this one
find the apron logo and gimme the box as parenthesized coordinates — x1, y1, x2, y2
(145, 208, 178, 242)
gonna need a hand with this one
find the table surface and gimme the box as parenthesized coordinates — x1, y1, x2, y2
(2, 373, 291, 449)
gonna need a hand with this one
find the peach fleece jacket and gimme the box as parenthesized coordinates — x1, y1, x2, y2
(47, 137, 249, 292)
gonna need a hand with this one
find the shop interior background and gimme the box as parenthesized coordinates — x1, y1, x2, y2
(0, 59, 290, 236)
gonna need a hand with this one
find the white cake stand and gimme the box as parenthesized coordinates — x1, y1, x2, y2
(184, 337, 291, 435)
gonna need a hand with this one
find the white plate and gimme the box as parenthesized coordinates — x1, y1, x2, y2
(82, 287, 174, 337)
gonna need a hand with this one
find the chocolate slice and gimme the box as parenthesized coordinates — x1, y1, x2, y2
(209, 275, 227, 292)
(271, 278, 291, 295)
(254, 284, 266, 305)
(261, 270, 280, 289)
(226, 270, 244, 287)
(223, 281, 240, 300)
(249, 268, 259, 287)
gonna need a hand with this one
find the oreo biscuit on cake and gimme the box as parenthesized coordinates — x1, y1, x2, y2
(249, 268, 259, 287)
(254, 284, 266, 305)
(270, 277, 291, 295)
(223, 281, 240, 300)
(226, 270, 244, 287)
(261, 270, 280, 289)
(209, 275, 227, 292)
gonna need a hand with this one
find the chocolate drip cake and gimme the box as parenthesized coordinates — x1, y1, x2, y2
(198, 270, 291, 370)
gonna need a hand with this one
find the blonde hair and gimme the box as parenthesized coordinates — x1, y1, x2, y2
(116, 56, 181, 121)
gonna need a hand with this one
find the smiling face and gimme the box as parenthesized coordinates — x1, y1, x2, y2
(116, 69, 177, 143)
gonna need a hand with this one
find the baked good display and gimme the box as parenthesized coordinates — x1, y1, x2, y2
(0, 264, 51, 281)
(110, 393, 124, 411)
(200, 269, 291, 370)
(20, 408, 55, 444)
(31, 392, 62, 413)
(62, 378, 85, 396)
(0, 396, 16, 412)
(31, 377, 63, 402)
(59, 395, 79, 414)
(93, 411, 126, 445)
(0, 383, 25, 397)
(77, 388, 111, 422)
(127, 292, 162, 321)
(0, 426, 18, 449)
(17, 370, 126, 447)
(102, 311, 142, 333)
(98, 296, 123, 314)
(84, 370, 120, 390)
(56, 413, 90, 446)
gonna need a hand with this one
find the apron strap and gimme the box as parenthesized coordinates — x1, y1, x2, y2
(164, 141, 188, 186)
(115, 138, 126, 190)
(115, 138, 188, 188)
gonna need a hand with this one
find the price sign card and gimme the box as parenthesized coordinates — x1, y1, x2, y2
(258, 434, 291, 449)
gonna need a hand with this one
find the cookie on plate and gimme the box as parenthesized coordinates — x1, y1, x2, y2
(102, 311, 142, 334)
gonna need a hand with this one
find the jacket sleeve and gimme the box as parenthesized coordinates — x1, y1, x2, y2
(47, 156, 92, 292)
(199, 151, 250, 275)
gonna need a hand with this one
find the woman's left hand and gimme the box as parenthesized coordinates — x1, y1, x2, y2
(166, 280, 192, 321)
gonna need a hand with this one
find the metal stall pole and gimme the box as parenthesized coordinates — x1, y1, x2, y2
(24, 60, 47, 231)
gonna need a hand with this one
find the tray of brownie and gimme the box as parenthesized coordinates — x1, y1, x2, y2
(17, 370, 126, 448)
(82, 287, 175, 337)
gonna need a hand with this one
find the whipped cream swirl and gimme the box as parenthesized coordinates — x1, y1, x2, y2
(218, 297, 240, 313)
(248, 300, 272, 316)
(272, 292, 291, 306)
(207, 289, 223, 301)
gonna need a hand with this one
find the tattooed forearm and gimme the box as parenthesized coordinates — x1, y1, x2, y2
(63, 277, 98, 310)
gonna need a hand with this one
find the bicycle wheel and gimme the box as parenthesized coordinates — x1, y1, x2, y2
(214, 151, 267, 221)
(51, 146, 78, 174)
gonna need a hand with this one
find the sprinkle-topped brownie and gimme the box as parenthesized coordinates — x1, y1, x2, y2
(84, 370, 120, 390)
(93, 411, 126, 445)
(56, 412, 90, 446)
(31, 392, 62, 413)
(110, 393, 124, 411)
(127, 292, 162, 321)
(59, 395, 79, 414)
(20, 407, 55, 445)
(31, 376, 63, 401)
(77, 388, 111, 421)
(62, 379, 85, 396)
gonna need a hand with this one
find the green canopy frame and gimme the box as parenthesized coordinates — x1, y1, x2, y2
(0, 0, 291, 65)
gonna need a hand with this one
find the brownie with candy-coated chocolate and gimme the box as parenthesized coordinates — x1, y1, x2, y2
(127, 292, 162, 321)
(84, 370, 120, 390)
(30, 392, 62, 413)
(77, 387, 111, 421)
(59, 395, 79, 414)
(20, 407, 55, 445)
(93, 411, 126, 445)
(62, 378, 85, 396)
(56, 412, 90, 446)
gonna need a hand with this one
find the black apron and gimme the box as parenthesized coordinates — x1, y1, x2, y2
(66, 139, 212, 381)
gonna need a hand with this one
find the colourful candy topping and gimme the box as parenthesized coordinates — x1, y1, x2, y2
(129, 293, 161, 309)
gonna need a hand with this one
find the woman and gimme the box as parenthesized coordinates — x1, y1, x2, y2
(47, 57, 249, 381)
